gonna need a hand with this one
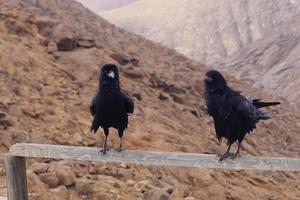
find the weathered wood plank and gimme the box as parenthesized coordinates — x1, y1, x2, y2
(5, 155, 28, 200)
(8, 143, 300, 171)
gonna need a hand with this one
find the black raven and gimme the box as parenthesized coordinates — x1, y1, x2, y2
(90, 64, 134, 154)
(204, 70, 280, 161)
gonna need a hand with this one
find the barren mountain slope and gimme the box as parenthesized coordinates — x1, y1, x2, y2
(0, 0, 300, 200)
(100, 0, 300, 63)
(214, 16, 300, 106)
(76, 0, 138, 12)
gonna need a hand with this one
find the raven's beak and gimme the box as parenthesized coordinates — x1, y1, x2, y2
(204, 75, 213, 82)
(107, 70, 115, 79)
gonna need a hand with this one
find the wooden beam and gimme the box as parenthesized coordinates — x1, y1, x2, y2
(8, 143, 300, 172)
(5, 155, 28, 200)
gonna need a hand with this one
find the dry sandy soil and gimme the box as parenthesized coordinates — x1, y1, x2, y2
(0, 0, 300, 199)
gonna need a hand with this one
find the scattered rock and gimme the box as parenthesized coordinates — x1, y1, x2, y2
(123, 70, 144, 79)
(30, 163, 49, 174)
(159, 193, 170, 200)
(0, 117, 14, 128)
(77, 38, 96, 48)
(74, 80, 84, 89)
(5, 19, 30, 35)
(119, 163, 128, 169)
(185, 197, 196, 200)
(38, 172, 60, 188)
(165, 186, 174, 194)
(171, 94, 184, 104)
(158, 93, 169, 101)
(149, 74, 185, 94)
(56, 166, 76, 186)
(75, 179, 94, 195)
(189, 109, 199, 118)
(27, 171, 50, 200)
(110, 53, 130, 65)
(0, 112, 6, 120)
(133, 93, 142, 101)
(50, 186, 69, 200)
(57, 37, 77, 51)
(47, 40, 58, 53)
(130, 58, 139, 66)
(8, 84, 21, 96)
(135, 180, 153, 193)
(126, 180, 136, 187)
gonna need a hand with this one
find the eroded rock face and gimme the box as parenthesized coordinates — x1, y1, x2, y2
(100, 0, 300, 63)
(214, 17, 300, 106)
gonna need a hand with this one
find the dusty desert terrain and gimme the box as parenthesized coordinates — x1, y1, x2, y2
(0, 0, 299, 199)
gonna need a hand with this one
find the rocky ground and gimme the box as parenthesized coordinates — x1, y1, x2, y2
(0, 0, 300, 199)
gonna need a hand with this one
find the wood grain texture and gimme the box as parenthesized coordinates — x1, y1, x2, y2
(8, 143, 300, 171)
(5, 155, 28, 200)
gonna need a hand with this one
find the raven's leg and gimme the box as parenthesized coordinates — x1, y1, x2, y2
(232, 141, 242, 159)
(115, 129, 124, 152)
(219, 143, 234, 162)
(99, 127, 109, 154)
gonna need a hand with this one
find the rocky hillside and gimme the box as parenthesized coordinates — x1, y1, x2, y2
(214, 15, 300, 106)
(100, 0, 300, 63)
(0, 0, 300, 199)
(76, 0, 138, 12)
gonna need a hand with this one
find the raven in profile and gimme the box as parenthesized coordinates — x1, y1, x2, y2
(90, 64, 134, 154)
(204, 70, 280, 161)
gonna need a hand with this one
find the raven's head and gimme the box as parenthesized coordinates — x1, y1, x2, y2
(99, 64, 120, 91)
(204, 70, 227, 91)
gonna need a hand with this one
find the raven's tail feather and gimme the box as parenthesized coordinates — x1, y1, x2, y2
(253, 101, 280, 108)
(90, 114, 100, 133)
(258, 111, 271, 120)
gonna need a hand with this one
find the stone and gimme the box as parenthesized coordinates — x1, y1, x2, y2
(159, 193, 170, 200)
(77, 39, 96, 48)
(132, 93, 142, 101)
(166, 186, 174, 194)
(184, 197, 196, 200)
(130, 58, 139, 66)
(110, 53, 130, 65)
(126, 180, 136, 187)
(38, 172, 60, 188)
(27, 171, 50, 199)
(0, 111, 6, 119)
(171, 94, 184, 104)
(50, 186, 70, 200)
(47, 41, 58, 53)
(75, 179, 94, 195)
(158, 93, 169, 101)
(123, 71, 144, 79)
(56, 166, 76, 186)
(30, 163, 49, 174)
(57, 37, 77, 51)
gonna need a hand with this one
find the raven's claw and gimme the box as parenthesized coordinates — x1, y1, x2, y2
(219, 152, 235, 162)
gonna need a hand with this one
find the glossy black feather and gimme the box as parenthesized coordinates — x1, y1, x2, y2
(204, 70, 280, 145)
(90, 64, 134, 134)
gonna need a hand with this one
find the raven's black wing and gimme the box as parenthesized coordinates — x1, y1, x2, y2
(90, 96, 97, 116)
(213, 116, 226, 142)
(236, 96, 258, 121)
(121, 92, 134, 114)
